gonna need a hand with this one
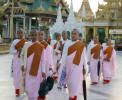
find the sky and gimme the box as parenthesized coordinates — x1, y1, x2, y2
(64, 0, 106, 13)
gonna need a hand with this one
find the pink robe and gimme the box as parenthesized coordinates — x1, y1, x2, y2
(102, 45, 117, 80)
(58, 40, 70, 85)
(89, 57, 99, 82)
(10, 39, 23, 90)
(89, 44, 100, 83)
(25, 46, 46, 100)
(12, 53, 22, 89)
(52, 41, 62, 72)
(65, 42, 86, 97)
(45, 45, 54, 76)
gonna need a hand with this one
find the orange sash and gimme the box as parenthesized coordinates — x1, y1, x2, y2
(40, 41, 48, 49)
(104, 46, 113, 61)
(27, 42, 44, 76)
(15, 39, 26, 51)
(68, 41, 85, 65)
(91, 43, 101, 59)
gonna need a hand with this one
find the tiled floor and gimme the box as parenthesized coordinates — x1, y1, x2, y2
(0, 53, 122, 100)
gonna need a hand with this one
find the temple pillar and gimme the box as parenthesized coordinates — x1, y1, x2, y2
(16, 21, 18, 37)
(29, 17, 31, 33)
(7, 16, 10, 38)
(23, 17, 26, 31)
(105, 26, 109, 38)
(93, 26, 97, 36)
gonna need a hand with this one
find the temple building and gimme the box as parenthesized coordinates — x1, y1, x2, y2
(0, 0, 69, 40)
(77, 0, 122, 43)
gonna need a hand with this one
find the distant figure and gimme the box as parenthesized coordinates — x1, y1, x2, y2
(27, 34, 32, 41)
(38, 31, 54, 77)
(52, 33, 62, 80)
(88, 36, 101, 85)
(57, 31, 70, 89)
(102, 39, 117, 84)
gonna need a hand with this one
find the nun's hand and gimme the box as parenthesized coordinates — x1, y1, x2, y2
(56, 63, 61, 72)
(21, 65, 24, 72)
(87, 61, 90, 65)
(83, 68, 86, 75)
(42, 72, 46, 79)
(104, 58, 110, 62)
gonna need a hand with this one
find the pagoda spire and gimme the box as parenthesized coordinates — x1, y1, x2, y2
(64, 0, 82, 33)
(56, 4, 63, 25)
(50, 4, 64, 35)
(89, 0, 99, 17)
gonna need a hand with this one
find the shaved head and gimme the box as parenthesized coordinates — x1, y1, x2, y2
(55, 33, 61, 41)
(71, 29, 79, 41)
(62, 31, 68, 40)
(17, 29, 24, 39)
(30, 30, 38, 42)
(106, 38, 112, 45)
(38, 31, 45, 41)
(93, 36, 99, 43)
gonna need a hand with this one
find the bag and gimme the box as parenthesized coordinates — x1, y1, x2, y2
(38, 76, 54, 97)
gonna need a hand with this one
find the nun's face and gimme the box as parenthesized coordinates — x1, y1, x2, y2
(31, 32, 37, 42)
(107, 39, 112, 45)
(93, 37, 98, 44)
(17, 31, 24, 39)
(62, 32, 67, 40)
(38, 32, 44, 41)
(56, 34, 61, 41)
(28, 35, 32, 41)
(71, 31, 79, 41)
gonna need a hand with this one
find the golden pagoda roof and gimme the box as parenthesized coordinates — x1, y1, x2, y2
(77, 0, 93, 21)
(19, 0, 35, 4)
(96, 0, 122, 21)
(18, 0, 69, 16)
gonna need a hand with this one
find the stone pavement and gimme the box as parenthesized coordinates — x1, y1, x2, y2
(0, 53, 122, 100)
(0, 44, 10, 54)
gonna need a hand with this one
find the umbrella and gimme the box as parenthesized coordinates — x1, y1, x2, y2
(83, 65, 87, 100)
(97, 60, 101, 79)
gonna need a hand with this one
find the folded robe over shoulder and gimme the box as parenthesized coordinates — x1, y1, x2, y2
(104, 46, 113, 61)
(15, 39, 26, 51)
(68, 41, 85, 65)
(27, 42, 44, 76)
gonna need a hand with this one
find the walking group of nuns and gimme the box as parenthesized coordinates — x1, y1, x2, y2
(10, 29, 117, 100)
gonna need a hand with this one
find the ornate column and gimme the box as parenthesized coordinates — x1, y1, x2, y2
(23, 17, 26, 31)
(7, 16, 10, 38)
(29, 17, 31, 33)
(93, 26, 97, 37)
(10, 0, 14, 39)
(105, 26, 109, 38)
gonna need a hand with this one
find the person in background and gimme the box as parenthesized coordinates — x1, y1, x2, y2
(27, 34, 32, 42)
(52, 33, 62, 80)
(88, 36, 101, 85)
(10, 29, 26, 97)
(38, 31, 54, 77)
(102, 38, 117, 84)
(57, 31, 70, 89)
